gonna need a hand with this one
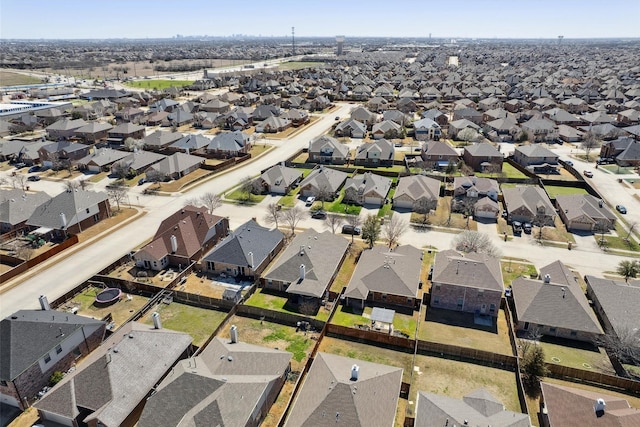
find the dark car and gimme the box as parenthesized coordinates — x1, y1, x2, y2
(138, 178, 146, 185)
(341, 224, 361, 235)
(523, 222, 532, 234)
(311, 210, 327, 219)
(14, 162, 26, 169)
(28, 165, 41, 173)
(27, 175, 40, 182)
(512, 221, 522, 236)
(616, 205, 627, 214)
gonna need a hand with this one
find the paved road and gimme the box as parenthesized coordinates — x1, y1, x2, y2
(0, 103, 354, 317)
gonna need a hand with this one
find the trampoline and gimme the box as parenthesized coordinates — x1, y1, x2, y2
(94, 288, 122, 306)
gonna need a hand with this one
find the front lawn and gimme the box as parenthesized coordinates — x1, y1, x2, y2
(225, 188, 267, 204)
(421, 196, 478, 231)
(501, 260, 537, 286)
(326, 191, 362, 215)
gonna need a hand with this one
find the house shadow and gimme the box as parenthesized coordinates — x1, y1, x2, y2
(425, 306, 498, 334)
(474, 216, 497, 225)
(538, 334, 602, 353)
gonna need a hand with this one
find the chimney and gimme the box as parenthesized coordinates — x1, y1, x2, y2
(39, 295, 50, 311)
(152, 312, 162, 329)
(595, 398, 606, 415)
(543, 274, 551, 284)
(170, 235, 178, 253)
(60, 212, 67, 229)
(351, 364, 359, 381)
(299, 264, 306, 281)
(248, 252, 254, 269)
(230, 324, 238, 343)
(299, 245, 305, 256)
(598, 200, 603, 208)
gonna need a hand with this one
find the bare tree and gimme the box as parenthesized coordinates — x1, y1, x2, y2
(239, 176, 256, 202)
(78, 179, 90, 190)
(457, 127, 479, 143)
(414, 198, 432, 225)
(10, 174, 27, 191)
(108, 185, 128, 211)
(111, 162, 131, 181)
(124, 137, 145, 152)
(383, 215, 407, 248)
(452, 230, 501, 258)
(195, 192, 222, 214)
(64, 179, 80, 191)
(145, 169, 167, 185)
(264, 202, 282, 230)
(316, 184, 333, 209)
(282, 205, 306, 235)
(594, 327, 640, 366)
(345, 214, 362, 244)
(325, 213, 344, 234)
(581, 131, 601, 162)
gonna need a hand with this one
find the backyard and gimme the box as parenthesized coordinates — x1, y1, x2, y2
(244, 288, 331, 322)
(535, 338, 615, 374)
(543, 185, 588, 199)
(140, 301, 227, 347)
(409, 355, 522, 418)
(329, 241, 367, 294)
(331, 305, 419, 339)
(477, 162, 529, 179)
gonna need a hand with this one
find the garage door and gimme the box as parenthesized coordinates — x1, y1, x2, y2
(475, 209, 497, 219)
(0, 392, 19, 408)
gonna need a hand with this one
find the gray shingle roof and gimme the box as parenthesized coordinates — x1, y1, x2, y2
(344, 245, 422, 300)
(502, 186, 555, 217)
(207, 131, 250, 152)
(202, 219, 284, 268)
(264, 228, 349, 298)
(78, 148, 129, 167)
(393, 175, 440, 203)
(464, 142, 502, 158)
(284, 352, 402, 427)
(260, 164, 303, 188)
(299, 166, 348, 195)
(35, 322, 192, 427)
(0, 310, 105, 381)
(585, 275, 640, 337)
(26, 189, 108, 231)
(0, 190, 51, 227)
(309, 135, 350, 158)
(556, 194, 616, 224)
(147, 152, 203, 176)
(171, 134, 211, 151)
(432, 249, 503, 292)
(343, 172, 392, 200)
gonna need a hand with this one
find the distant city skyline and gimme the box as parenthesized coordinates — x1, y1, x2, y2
(1, 0, 639, 40)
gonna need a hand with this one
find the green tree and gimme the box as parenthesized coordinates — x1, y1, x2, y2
(361, 214, 381, 248)
(617, 260, 640, 282)
(520, 340, 547, 397)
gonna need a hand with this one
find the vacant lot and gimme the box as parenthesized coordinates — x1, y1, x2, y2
(126, 79, 194, 89)
(63, 286, 148, 328)
(140, 302, 227, 347)
(318, 336, 414, 383)
(418, 306, 514, 355)
(409, 355, 522, 418)
(0, 71, 41, 86)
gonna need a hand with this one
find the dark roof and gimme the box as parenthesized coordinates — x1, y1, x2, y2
(0, 310, 105, 381)
(202, 219, 284, 268)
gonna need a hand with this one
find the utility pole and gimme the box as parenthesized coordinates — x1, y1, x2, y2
(291, 26, 295, 56)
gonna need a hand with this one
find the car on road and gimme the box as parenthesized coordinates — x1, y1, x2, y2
(305, 196, 316, 206)
(27, 175, 40, 182)
(311, 210, 327, 219)
(565, 160, 574, 167)
(616, 205, 627, 214)
(341, 224, 361, 235)
(138, 178, 146, 185)
(583, 170, 594, 178)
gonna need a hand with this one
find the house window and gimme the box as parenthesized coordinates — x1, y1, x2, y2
(549, 327, 557, 334)
(570, 330, 577, 337)
(434, 284, 441, 291)
(44, 353, 51, 364)
(433, 296, 440, 305)
(457, 298, 463, 310)
(153, 261, 157, 267)
(93, 213, 99, 222)
(86, 208, 90, 214)
(478, 289, 484, 297)
(381, 294, 387, 300)
(73, 347, 81, 357)
(407, 298, 412, 304)
(55, 344, 62, 354)
(489, 303, 496, 313)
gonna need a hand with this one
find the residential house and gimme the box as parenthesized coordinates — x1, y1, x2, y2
(1, 140, 48, 166)
(134, 205, 229, 271)
(452, 176, 499, 218)
(145, 110, 169, 126)
(520, 118, 558, 142)
(342, 172, 392, 206)
(353, 138, 394, 167)
(561, 97, 589, 113)
(26, 189, 111, 238)
(35, 322, 192, 427)
(298, 166, 348, 200)
(200, 98, 230, 114)
(617, 108, 640, 125)
(73, 122, 113, 144)
(350, 106, 377, 128)
(544, 108, 582, 126)
(308, 135, 349, 165)
(255, 116, 292, 133)
(138, 336, 292, 427)
(163, 109, 194, 127)
(430, 250, 503, 317)
(502, 186, 556, 225)
(145, 152, 204, 181)
(422, 109, 448, 127)
(557, 124, 585, 142)
(371, 120, 402, 139)
(448, 119, 480, 139)
(252, 104, 280, 122)
(0, 189, 52, 233)
(396, 97, 418, 113)
(510, 260, 603, 342)
(393, 175, 440, 210)
(344, 244, 423, 310)
(142, 130, 183, 151)
(107, 122, 145, 144)
(367, 96, 389, 112)
(513, 145, 559, 174)
(421, 140, 459, 170)
(148, 98, 180, 113)
(169, 134, 211, 154)
(453, 107, 483, 125)
(601, 137, 640, 167)
(38, 140, 90, 169)
(485, 116, 520, 142)
(45, 118, 87, 140)
(115, 106, 144, 123)
(257, 164, 303, 194)
(382, 110, 410, 126)
(585, 275, 640, 347)
(262, 229, 349, 311)
(202, 219, 285, 279)
(206, 131, 251, 158)
(335, 119, 366, 138)
(413, 117, 442, 141)
(0, 309, 106, 410)
(415, 388, 529, 427)
(80, 88, 130, 101)
(110, 150, 166, 177)
(284, 352, 402, 427)
(281, 108, 309, 126)
(555, 194, 617, 231)
(462, 143, 503, 172)
(77, 148, 130, 173)
(539, 381, 640, 426)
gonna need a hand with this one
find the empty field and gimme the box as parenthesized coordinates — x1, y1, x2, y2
(0, 71, 41, 86)
(126, 79, 194, 89)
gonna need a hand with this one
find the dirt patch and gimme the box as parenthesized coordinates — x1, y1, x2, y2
(77, 207, 139, 243)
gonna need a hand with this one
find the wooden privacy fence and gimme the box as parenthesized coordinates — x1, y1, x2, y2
(545, 363, 640, 395)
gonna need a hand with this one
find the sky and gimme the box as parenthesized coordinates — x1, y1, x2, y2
(1, 0, 639, 40)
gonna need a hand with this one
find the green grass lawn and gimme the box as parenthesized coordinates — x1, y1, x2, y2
(225, 189, 267, 204)
(326, 192, 362, 215)
(331, 305, 418, 338)
(263, 327, 311, 362)
(0, 71, 41, 86)
(601, 164, 633, 174)
(418, 306, 514, 355)
(544, 185, 588, 198)
(377, 189, 395, 218)
(478, 163, 528, 179)
(245, 288, 329, 320)
(501, 260, 537, 286)
(598, 234, 639, 251)
(141, 302, 227, 347)
(87, 171, 109, 183)
(537, 339, 614, 374)
(409, 355, 522, 417)
(126, 79, 194, 89)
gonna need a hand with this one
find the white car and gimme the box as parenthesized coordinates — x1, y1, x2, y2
(305, 196, 316, 206)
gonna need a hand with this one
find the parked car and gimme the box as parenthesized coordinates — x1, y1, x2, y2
(341, 224, 361, 235)
(27, 175, 40, 182)
(616, 205, 627, 214)
(596, 157, 615, 165)
(305, 196, 316, 206)
(512, 221, 522, 236)
(138, 178, 146, 185)
(583, 170, 594, 178)
(523, 222, 532, 234)
(311, 210, 327, 219)
(14, 162, 26, 169)
(28, 165, 41, 173)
